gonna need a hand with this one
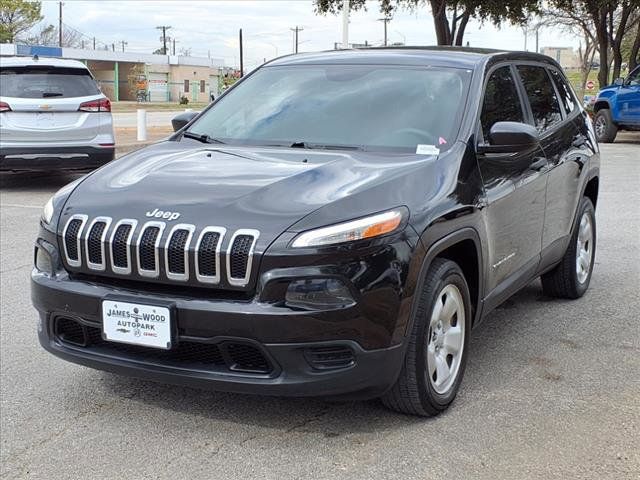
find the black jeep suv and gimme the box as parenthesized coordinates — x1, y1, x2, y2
(32, 48, 599, 416)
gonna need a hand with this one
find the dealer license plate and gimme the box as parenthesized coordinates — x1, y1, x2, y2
(102, 300, 171, 349)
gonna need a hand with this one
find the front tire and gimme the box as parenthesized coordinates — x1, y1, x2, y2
(382, 258, 471, 416)
(594, 109, 618, 143)
(541, 197, 596, 299)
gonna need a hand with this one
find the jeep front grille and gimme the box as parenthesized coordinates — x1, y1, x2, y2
(60, 216, 258, 288)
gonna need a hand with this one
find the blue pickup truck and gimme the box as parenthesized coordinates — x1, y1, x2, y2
(593, 66, 640, 142)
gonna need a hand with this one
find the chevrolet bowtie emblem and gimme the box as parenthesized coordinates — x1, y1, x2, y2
(40, 104, 52, 110)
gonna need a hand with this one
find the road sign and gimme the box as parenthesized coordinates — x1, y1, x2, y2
(586, 80, 595, 91)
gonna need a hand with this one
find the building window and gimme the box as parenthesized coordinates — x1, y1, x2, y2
(200, 80, 205, 93)
(184, 79, 189, 93)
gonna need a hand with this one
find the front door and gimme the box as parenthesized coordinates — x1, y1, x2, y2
(477, 64, 548, 293)
(617, 66, 640, 124)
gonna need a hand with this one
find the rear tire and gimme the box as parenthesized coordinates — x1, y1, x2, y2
(594, 109, 618, 143)
(382, 258, 471, 416)
(541, 197, 596, 299)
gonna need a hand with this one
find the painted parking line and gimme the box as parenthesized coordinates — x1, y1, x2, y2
(1, 203, 43, 209)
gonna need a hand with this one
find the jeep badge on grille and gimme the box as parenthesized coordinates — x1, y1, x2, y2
(145, 208, 181, 221)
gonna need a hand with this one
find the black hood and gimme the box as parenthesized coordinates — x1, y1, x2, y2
(62, 140, 442, 249)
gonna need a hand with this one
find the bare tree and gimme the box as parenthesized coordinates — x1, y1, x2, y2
(540, 6, 597, 95)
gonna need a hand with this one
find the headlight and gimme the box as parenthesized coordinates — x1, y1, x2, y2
(42, 196, 55, 224)
(291, 208, 405, 248)
(40, 177, 84, 228)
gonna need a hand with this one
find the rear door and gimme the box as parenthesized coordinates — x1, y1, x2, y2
(515, 64, 581, 256)
(0, 65, 104, 142)
(477, 64, 548, 293)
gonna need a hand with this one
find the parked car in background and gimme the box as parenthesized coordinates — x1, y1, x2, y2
(0, 56, 115, 172)
(32, 48, 599, 416)
(593, 66, 640, 142)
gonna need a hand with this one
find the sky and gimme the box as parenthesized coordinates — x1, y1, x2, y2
(38, 0, 579, 69)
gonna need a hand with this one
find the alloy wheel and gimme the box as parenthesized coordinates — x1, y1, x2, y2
(426, 284, 466, 394)
(576, 212, 594, 284)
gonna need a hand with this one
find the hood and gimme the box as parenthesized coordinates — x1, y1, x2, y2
(61, 140, 439, 249)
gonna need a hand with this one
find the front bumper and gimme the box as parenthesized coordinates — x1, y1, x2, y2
(0, 145, 115, 172)
(32, 271, 407, 399)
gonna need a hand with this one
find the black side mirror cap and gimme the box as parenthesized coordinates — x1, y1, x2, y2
(171, 111, 199, 132)
(477, 121, 540, 154)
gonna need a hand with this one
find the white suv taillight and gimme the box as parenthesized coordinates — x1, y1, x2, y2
(0, 101, 11, 112)
(78, 97, 111, 112)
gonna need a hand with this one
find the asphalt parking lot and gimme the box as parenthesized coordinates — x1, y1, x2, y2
(1, 138, 639, 479)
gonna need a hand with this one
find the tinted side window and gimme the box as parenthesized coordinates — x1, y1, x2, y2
(549, 68, 577, 115)
(517, 65, 562, 132)
(480, 66, 525, 142)
(627, 67, 640, 86)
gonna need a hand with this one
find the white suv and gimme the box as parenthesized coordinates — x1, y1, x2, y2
(0, 56, 115, 172)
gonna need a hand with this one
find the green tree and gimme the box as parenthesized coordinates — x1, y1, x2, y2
(314, 0, 539, 46)
(0, 0, 43, 43)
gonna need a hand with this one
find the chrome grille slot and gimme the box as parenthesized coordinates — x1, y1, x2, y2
(136, 221, 165, 278)
(85, 217, 111, 271)
(62, 214, 88, 268)
(195, 227, 226, 284)
(165, 224, 195, 281)
(109, 219, 137, 275)
(227, 229, 259, 287)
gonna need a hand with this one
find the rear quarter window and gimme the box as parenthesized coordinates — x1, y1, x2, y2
(548, 68, 577, 115)
(0, 66, 100, 99)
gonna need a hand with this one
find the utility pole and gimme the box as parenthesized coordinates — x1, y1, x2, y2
(172, 38, 177, 55)
(58, 2, 63, 47)
(239, 28, 244, 77)
(342, 0, 349, 48)
(112, 43, 115, 52)
(156, 26, 172, 55)
(121, 40, 127, 52)
(93, 37, 96, 50)
(290, 26, 304, 53)
(378, 16, 391, 46)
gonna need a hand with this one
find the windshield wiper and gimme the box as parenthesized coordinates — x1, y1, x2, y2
(182, 131, 225, 144)
(42, 92, 63, 97)
(290, 141, 363, 151)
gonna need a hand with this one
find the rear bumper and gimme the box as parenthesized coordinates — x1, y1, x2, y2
(0, 146, 115, 172)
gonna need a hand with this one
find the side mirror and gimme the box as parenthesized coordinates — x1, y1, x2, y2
(171, 111, 199, 132)
(614, 77, 624, 86)
(478, 121, 540, 154)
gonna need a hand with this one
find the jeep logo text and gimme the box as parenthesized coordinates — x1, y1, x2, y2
(145, 208, 181, 221)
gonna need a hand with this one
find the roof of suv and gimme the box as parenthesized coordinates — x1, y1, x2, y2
(0, 56, 89, 70)
(269, 46, 557, 69)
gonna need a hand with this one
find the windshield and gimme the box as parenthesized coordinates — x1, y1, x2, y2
(0, 66, 100, 99)
(187, 64, 471, 153)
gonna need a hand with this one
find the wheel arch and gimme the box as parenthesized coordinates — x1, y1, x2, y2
(593, 100, 610, 113)
(410, 228, 484, 331)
